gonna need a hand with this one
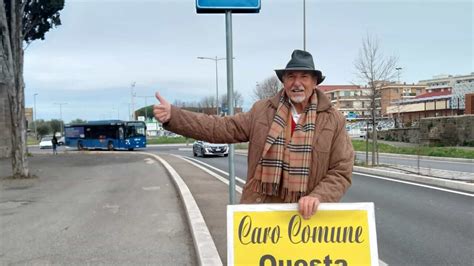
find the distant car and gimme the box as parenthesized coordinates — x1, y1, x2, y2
(58, 136, 65, 146)
(193, 141, 229, 157)
(39, 137, 53, 149)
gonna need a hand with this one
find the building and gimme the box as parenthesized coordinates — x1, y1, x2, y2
(319, 85, 375, 119)
(378, 83, 426, 116)
(386, 73, 474, 125)
(466, 93, 474, 114)
(418, 73, 474, 93)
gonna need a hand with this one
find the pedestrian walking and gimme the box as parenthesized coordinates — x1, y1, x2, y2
(52, 134, 58, 155)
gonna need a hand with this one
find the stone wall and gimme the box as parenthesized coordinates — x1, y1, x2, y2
(419, 115, 474, 146)
(377, 128, 420, 143)
(0, 85, 12, 158)
(377, 115, 474, 146)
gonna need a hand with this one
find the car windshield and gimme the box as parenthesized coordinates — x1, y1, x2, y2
(41, 138, 51, 141)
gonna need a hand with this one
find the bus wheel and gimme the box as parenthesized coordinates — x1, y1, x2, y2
(77, 141, 84, 151)
(107, 141, 114, 151)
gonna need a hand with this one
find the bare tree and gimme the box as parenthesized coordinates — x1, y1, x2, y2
(354, 34, 398, 166)
(200, 96, 216, 108)
(253, 76, 281, 101)
(220, 90, 244, 108)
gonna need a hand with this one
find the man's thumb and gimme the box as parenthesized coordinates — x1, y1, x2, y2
(155, 92, 167, 104)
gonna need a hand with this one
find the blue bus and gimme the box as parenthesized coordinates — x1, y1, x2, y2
(64, 120, 146, 151)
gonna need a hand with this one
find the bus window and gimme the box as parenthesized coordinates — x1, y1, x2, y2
(119, 127, 124, 139)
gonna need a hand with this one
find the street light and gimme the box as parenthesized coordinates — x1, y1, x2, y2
(396, 67, 402, 84)
(197, 56, 227, 115)
(303, 0, 306, 51)
(54, 102, 67, 134)
(33, 93, 38, 139)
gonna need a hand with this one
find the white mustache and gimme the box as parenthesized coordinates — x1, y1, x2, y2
(291, 86, 305, 92)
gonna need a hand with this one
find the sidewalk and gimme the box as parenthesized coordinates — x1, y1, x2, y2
(0, 153, 196, 265)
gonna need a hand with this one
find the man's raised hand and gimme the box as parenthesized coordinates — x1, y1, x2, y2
(153, 92, 171, 123)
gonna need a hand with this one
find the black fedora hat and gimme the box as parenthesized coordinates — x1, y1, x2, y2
(275, 49, 325, 85)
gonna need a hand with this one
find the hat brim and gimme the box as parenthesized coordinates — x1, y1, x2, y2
(275, 68, 325, 85)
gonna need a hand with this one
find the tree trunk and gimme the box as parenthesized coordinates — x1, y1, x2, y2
(1, 0, 29, 178)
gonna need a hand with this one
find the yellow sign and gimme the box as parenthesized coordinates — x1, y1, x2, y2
(227, 203, 379, 266)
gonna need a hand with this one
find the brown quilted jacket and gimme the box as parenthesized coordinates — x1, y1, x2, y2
(164, 88, 354, 204)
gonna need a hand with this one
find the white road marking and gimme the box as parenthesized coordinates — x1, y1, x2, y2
(173, 155, 243, 194)
(102, 204, 120, 214)
(142, 186, 161, 191)
(144, 158, 155, 164)
(354, 172, 474, 197)
(182, 156, 247, 185)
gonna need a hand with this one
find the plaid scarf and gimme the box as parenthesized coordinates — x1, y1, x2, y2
(252, 89, 318, 202)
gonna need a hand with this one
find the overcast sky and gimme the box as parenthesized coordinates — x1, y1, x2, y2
(24, 0, 473, 122)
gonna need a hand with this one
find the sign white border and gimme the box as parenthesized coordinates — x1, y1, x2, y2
(196, 0, 261, 10)
(227, 202, 379, 266)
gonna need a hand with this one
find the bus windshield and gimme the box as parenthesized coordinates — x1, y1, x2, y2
(126, 122, 146, 138)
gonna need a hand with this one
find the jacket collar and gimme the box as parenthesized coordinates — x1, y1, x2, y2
(268, 87, 332, 112)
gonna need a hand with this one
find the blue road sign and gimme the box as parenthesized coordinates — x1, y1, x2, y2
(196, 0, 261, 13)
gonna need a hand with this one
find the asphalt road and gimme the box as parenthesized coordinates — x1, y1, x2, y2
(0, 153, 196, 265)
(148, 145, 474, 266)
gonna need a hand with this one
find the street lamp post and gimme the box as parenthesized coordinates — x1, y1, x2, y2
(396, 67, 402, 84)
(130, 82, 136, 120)
(197, 56, 226, 115)
(33, 93, 38, 139)
(395, 67, 403, 128)
(54, 102, 67, 134)
(303, 0, 306, 51)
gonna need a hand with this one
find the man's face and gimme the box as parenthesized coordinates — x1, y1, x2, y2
(283, 71, 317, 106)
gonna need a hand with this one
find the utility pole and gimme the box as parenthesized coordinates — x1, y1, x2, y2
(395, 67, 403, 128)
(197, 56, 227, 115)
(396, 67, 402, 84)
(33, 93, 38, 139)
(130, 82, 136, 120)
(54, 102, 67, 134)
(303, 0, 306, 51)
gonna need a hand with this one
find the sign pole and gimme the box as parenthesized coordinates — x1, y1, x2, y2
(225, 10, 236, 204)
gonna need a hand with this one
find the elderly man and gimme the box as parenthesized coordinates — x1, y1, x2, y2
(154, 50, 354, 219)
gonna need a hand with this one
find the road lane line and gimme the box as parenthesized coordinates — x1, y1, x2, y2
(152, 154, 223, 266)
(354, 172, 474, 197)
(172, 155, 243, 194)
(180, 156, 247, 185)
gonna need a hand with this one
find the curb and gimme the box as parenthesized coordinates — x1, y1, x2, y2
(236, 150, 473, 193)
(74, 151, 222, 265)
(151, 154, 222, 266)
(354, 151, 473, 163)
(353, 166, 474, 193)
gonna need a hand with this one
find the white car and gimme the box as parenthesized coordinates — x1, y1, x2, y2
(193, 141, 229, 157)
(39, 137, 53, 149)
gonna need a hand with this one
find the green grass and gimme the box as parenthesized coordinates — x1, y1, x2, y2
(27, 137, 39, 145)
(229, 140, 473, 159)
(147, 136, 194, 145)
(352, 140, 474, 159)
